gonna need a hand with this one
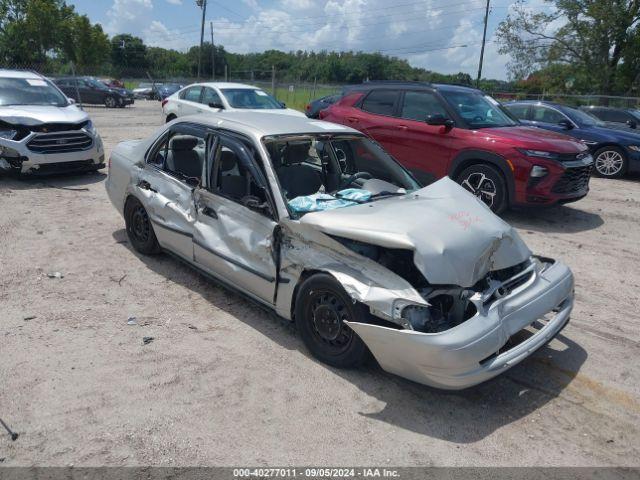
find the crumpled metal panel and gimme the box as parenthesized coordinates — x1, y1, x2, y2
(298, 177, 531, 288)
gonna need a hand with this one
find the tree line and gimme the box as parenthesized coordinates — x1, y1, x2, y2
(2, 0, 640, 96)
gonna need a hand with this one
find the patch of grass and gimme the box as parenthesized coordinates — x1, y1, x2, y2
(271, 86, 339, 111)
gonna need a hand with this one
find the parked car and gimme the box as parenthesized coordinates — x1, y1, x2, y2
(305, 93, 340, 118)
(54, 76, 134, 108)
(505, 101, 640, 178)
(320, 82, 592, 213)
(162, 82, 305, 122)
(0, 69, 104, 175)
(156, 83, 184, 101)
(580, 105, 640, 130)
(132, 82, 161, 100)
(106, 112, 574, 390)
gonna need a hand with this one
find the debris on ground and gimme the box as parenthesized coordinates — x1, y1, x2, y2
(23, 316, 36, 321)
(187, 325, 198, 330)
(46, 272, 64, 279)
(127, 317, 137, 326)
(142, 336, 154, 345)
(0, 418, 19, 441)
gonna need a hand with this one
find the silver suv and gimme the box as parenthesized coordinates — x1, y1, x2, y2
(0, 69, 104, 175)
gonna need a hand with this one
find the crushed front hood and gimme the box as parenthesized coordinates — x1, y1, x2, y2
(0, 104, 88, 125)
(299, 178, 531, 287)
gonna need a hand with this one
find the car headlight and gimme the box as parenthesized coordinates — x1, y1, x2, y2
(516, 148, 560, 159)
(628, 145, 640, 152)
(0, 129, 17, 140)
(530, 165, 549, 177)
(84, 120, 97, 135)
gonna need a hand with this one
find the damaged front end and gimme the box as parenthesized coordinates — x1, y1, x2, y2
(284, 178, 574, 389)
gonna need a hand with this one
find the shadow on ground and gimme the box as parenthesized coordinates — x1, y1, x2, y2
(0, 170, 106, 191)
(504, 204, 604, 234)
(112, 228, 588, 444)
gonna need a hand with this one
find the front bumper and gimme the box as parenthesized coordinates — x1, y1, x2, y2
(347, 260, 574, 389)
(0, 130, 104, 175)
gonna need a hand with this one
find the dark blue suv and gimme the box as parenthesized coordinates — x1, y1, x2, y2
(504, 101, 640, 178)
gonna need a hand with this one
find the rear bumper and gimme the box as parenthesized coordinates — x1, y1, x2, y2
(347, 260, 574, 389)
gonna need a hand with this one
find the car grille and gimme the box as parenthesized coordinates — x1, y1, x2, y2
(552, 165, 592, 194)
(27, 131, 93, 154)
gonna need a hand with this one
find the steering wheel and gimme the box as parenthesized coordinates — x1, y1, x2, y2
(340, 171, 372, 189)
(473, 115, 484, 123)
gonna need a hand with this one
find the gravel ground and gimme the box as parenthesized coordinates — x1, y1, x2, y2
(1, 101, 639, 466)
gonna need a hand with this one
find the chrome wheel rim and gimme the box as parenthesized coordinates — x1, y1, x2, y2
(461, 172, 497, 208)
(595, 150, 624, 176)
(105, 96, 116, 108)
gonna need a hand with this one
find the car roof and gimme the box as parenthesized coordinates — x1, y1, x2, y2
(0, 69, 44, 79)
(343, 81, 482, 94)
(507, 100, 570, 109)
(193, 82, 265, 90)
(178, 111, 361, 138)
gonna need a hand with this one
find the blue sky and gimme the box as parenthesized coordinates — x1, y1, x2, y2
(69, 0, 551, 80)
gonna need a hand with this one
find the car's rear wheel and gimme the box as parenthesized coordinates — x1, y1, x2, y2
(594, 147, 627, 178)
(456, 163, 507, 214)
(124, 197, 160, 254)
(104, 95, 117, 108)
(295, 273, 368, 368)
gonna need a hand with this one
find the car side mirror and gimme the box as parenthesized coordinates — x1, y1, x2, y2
(627, 120, 637, 129)
(209, 102, 224, 109)
(558, 119, 573, 130)
(67, 97, 76, 105)
(426, 114, 454, 128)
(280, 102, 286, 108)
(185, 176, 200, 188)
(243, 195, 272, 216)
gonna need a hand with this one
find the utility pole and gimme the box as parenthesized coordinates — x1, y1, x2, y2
(210, 21, 215, 80)
(196, 0, 207, 81)
(476, 0, 490, 87)
(271, 65, 276, 95)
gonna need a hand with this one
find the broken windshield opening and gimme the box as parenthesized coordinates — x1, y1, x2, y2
(264, 134, 420, 217)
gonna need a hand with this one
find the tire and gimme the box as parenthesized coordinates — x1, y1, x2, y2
(166, 114, 177, 123)
(124, 197, 161, 255)
(593, 146, 627, 178)
(295, 273, 369, 368)
(456, 163, 508, 214)
(104, 95, 117, 108)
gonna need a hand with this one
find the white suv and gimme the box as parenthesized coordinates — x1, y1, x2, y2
(0, 69, 104, 175)
(162, 82, 305, 122)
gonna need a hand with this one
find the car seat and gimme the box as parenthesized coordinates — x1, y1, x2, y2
(275, 142, 322, 198)
(218, 149, 248, 199)
(166, 135, 202, 178)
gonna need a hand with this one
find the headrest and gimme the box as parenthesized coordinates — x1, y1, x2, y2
(170, 135, 199, 151)
(220, 150, 238, 172)
(284, 142, 311, 165)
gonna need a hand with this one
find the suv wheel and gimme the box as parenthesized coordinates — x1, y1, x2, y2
(104, 95, 117, 108)
(594, 147, 627, 178)
(457, 164, 507, 214)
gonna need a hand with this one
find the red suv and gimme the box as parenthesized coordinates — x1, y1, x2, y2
(320, 82, 593, 213)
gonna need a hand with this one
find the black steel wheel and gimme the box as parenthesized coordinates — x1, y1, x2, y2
(457, 163, 508, 214)
(295, 273, 368, 368)
(124, 197, 160, 254)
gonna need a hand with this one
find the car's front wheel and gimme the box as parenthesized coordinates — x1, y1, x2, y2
(594, 147, 627, 178)
(456, 163, 507, 214)
(104, 95, 117, 108)
(295, 273, 369, 368)
(124, 197, 160, 254)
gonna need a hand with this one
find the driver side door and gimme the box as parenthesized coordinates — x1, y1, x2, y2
(192, 132, 278, 305)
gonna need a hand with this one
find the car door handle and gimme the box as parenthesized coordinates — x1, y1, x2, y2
(138, 180, 157, 193)
(397, 125, 409, 130)
(200, 206, 218, 219)
(346, 117, 359, 123)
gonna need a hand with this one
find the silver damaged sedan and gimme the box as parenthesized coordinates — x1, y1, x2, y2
(106, 112, 575, 389)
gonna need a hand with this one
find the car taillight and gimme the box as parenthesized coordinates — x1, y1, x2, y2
(305, 104, 311, 111)
(161, 99, 168, 108)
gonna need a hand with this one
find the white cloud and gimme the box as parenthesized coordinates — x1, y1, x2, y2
(144, 20, 193, 50)
(166, 0, 182, 4)
(106, 0, 154, 35)
(280, 0, 314, 9)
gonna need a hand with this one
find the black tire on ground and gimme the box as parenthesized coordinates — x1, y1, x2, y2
(295, 273, 369, 368)
(104, 95, 117, 108)
(124, 197, 161, 255)
(456, 163, 508, 214)
(166, 114, 177, 123)
(593, 146, 627, 178)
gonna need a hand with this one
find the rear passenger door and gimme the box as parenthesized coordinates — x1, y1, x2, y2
(138, 123, 207, 260)
(192, 133, 278, 304)
(200, 87, 224, 112)
(351, 89, 402, 152)
(178, 86, 204, 116)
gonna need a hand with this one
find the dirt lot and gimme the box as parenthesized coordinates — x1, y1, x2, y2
(1, 101, 639, 466)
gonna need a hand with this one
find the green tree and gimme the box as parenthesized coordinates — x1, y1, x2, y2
(496, 0, 640, 94)
(111, 34, 147, 75)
